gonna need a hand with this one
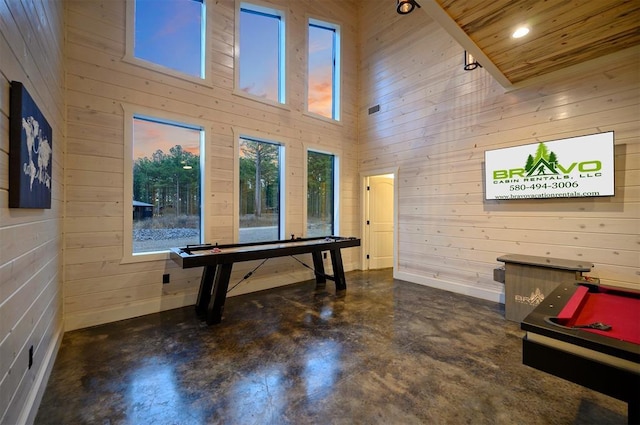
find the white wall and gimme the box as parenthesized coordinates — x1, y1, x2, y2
(0, 0, 65, 423)
(358, 4, 639, 300)
(64, 0, 361, 330)
(1, 0, 638, 420)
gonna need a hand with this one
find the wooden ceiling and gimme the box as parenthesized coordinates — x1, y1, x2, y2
(420, 0, 640, 87)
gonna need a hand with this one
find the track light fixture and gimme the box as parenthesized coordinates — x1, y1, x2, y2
(463, 51, 482, 71)
(397, 0, 421, 15)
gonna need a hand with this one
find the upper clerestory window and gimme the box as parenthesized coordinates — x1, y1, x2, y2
(126, 0, 207, 81)
(307, 18, 340, 121)
(236, 3, 286, 105)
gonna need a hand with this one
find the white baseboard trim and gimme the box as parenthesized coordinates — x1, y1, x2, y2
(65, 262, 361, 331)
(394, 270, 505, 304)
(19, 323, 64, 425)
(65, 291, 199, 331)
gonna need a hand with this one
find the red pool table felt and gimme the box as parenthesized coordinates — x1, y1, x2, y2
(557, 285, 640, 345)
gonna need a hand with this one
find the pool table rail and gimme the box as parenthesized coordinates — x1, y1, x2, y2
(521, 281, 640, 424)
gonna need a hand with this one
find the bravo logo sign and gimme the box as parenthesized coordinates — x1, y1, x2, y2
(492, 142, 602, 179)
(484, 132, 615, 200)
(515, 287, 545, 306)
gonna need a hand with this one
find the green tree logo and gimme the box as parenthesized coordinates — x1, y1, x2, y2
(524, 142, 559, 176)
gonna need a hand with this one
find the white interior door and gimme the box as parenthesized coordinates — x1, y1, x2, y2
(366, 174, 394, 269)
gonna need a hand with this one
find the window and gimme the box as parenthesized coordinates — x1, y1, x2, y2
(131, 0, 206, 79)
(132, 116, 203, 254)
(307, 19, 340, 120)
(238, 3, 285, 103)
(239, 138, 283, 242)
(307, 151, 337, 237)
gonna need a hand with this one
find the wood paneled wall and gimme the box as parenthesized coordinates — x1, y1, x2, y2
(358, 4, 639, 300)
(0, 0, 637, 419)
(64, 0, 360, 331)
(0, 0, 65, 423)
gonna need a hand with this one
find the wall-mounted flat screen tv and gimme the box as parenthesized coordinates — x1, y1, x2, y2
(485, 131, 614, 200)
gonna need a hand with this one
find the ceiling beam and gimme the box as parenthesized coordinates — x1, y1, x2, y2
(419, 0, 513, 88)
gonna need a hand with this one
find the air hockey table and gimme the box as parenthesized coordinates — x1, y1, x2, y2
(170, 236, 361, 325)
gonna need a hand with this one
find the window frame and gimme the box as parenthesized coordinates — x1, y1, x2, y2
(122, 104, 208, 263)
(304, 146, 339, 237)
(234, 129, 286, 243)
(305, 17, 341, 122)
(123, 0, 212, 86)
(234, 0, 288, 108)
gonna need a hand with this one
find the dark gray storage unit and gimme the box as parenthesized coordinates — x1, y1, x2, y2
(497, 254, 593, 322)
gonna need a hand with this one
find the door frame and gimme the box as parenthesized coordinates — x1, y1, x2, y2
(360, 167, 399, 272)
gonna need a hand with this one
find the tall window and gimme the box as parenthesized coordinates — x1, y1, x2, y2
(132, 117, 202, 254)
(239, 138, 283, 242)
(133, 0, 205, 78)
(238, 4, 285, 103)
(307, 151, 336, 237)
(307, 19, 340, 120)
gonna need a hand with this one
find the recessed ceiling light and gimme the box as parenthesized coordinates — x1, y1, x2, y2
(512, 26, 530, 39)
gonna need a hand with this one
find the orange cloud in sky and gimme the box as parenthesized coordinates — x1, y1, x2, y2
(133, 119, 200, 160)
(308, 80, 333, 118)
(154, 7, 199, 39)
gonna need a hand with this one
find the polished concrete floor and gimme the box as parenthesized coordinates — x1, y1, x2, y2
(36, 269, 627, 424)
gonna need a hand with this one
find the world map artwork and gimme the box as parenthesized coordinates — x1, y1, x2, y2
(9, 81, 53, 209)
(22, 116, 52, 191)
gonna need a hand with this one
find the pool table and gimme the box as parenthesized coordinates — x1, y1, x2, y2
(170, 236, 360, 325)
(521, 281, 640, 424)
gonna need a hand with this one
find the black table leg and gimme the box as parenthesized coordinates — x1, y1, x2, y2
(207, 263, 233, 325)
(330, 248, 346, 291)
(312, 251, 326, 286)
(195, 265, 216, 318)
(628, 401, 639, 425)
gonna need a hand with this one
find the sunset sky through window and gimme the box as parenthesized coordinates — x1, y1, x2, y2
(134, 0, 203, 78)
(133, 118, 200, 161)
(239, 8, 281, 101)
(308, 24, 335, 118)
(133, 0, 336, 158)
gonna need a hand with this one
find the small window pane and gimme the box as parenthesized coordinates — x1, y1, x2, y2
(239, 138, 281, 243)
(308, 24, 335, 118)
(134, 0, 204, 78)
(239, 7, 283, 103)
(307, 151, 334, 237)
(133, 117, 201, 253)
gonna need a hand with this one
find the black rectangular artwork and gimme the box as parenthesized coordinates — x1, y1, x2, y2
(9, 81, 53, 209)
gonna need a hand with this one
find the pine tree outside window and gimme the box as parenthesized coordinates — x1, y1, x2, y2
(239, 138, 283, 242)
(132, 116, 203, 254)
(307, 150, 338, 237)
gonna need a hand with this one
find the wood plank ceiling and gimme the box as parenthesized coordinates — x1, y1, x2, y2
(422, 0, 640, 87)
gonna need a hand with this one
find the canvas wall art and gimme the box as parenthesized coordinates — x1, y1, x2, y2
(9, 81, 53, 209)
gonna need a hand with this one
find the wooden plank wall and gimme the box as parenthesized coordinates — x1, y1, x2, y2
(0, 0, 65, 423)
(64, 0, 360, 331)
(358, 4, 639, 300)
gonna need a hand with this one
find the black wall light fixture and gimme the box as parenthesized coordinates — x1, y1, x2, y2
(463, 51, 482, 71)
(397, 0, 421, 15)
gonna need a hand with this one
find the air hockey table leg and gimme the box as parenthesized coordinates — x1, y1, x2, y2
(312, 251, 327, 287)
(195, 265, 216, 318)
(207, 263, 233, 325)
(330, 248, 347, 291)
